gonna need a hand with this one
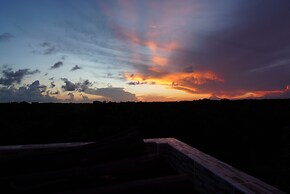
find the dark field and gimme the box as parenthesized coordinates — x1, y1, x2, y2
(0, 99, 290, 193)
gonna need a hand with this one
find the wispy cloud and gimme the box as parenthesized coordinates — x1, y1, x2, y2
(39, 42, 57, 55)
(0, 33, 14, 42)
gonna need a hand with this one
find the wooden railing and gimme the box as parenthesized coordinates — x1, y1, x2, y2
(144, 138, 286, 194)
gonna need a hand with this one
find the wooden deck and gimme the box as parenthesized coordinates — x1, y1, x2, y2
(0, 135, 197, 193)
(0, 137, 286, 194)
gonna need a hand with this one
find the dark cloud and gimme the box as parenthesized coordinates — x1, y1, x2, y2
(61, 78, 92, 92)
(0, 68, 40, 86)
(85, 87, 137, 102)
(127, 81, 155, 85)
(77, 80, 91, 92)
(61, 78, 77, 91)
(0, 80, 57, 103)
(0, 33, 14, 42)
(50, 61, 64, 69)
(50, 81, 56, 88)
(71, 65, 82, 71)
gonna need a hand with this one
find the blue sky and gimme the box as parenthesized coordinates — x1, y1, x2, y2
(1, 0, 290, 102)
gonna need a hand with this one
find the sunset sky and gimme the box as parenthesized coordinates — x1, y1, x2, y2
(1, 0, 290, 102)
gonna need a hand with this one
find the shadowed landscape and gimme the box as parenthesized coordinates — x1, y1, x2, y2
(0, 99, 290, 193)
(1, 0, 290, 193)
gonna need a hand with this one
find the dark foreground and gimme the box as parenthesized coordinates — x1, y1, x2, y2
(0, 133, 197, 193)
(0, 99, 290, 192)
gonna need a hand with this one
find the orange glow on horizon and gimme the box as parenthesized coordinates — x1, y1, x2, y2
(232, 90, 283, 99)
(126, 72, 288, 101)
(125, 70, 223, 89)
(130, 84, 211, 102)
(205, 88, 285, 100)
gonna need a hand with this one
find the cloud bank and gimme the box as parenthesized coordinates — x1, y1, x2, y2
(0, 80, 57, 103)
(0, 68, 40, 86)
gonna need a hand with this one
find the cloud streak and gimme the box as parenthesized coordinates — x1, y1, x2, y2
(1, 0, 290, 101)
(100, 0, 290, 99)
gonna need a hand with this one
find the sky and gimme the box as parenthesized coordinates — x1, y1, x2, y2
(0, 0, 290, 102)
